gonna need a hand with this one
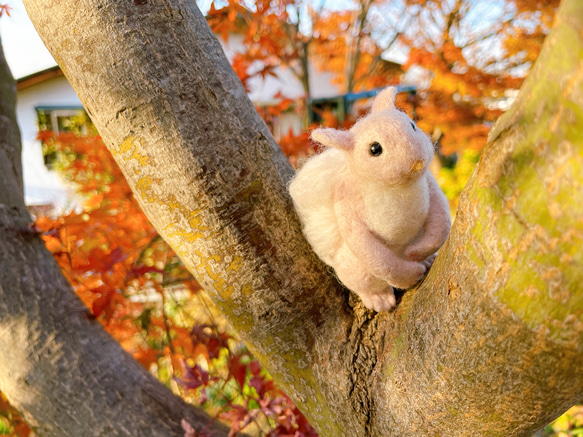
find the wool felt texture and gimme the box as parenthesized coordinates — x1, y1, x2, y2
(289, 86, 451, 312)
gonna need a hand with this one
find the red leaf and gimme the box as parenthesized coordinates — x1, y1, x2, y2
(109, 246, 127, 265)
(130, 265, 165, 276)
(92, 287, 114, 317)
(249, 360, 261, 377)
(207, 337, 222, 360)
(191, 324, 229, 360)
(249, 375, 264, 396)
(176, 364, 210, 391)
(228, 354, 247, 389)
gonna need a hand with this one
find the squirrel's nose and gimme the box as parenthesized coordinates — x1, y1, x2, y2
(410, 160, 425, 173)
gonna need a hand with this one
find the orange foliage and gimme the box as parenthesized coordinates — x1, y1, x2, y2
(503, 0, 559, 63)
(34, 132, 192, 370)
(207, 0, 313, 94)
(401, 0, 558, 154)
(310, 7, 401, 93)
(206, 0, 400, 96)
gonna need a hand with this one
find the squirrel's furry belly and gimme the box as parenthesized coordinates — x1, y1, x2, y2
(362, 177, 430, 254)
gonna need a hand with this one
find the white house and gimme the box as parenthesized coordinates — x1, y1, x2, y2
(16, 66, 84, 212)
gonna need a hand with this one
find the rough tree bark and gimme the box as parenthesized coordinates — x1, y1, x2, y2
(0, 33, 230, 437)
(14, 0, 583, 435)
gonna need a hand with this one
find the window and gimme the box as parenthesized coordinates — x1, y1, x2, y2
(308, 97, 346, 125)
(36, 106, 95, 168)
(307, 87, 419, 125)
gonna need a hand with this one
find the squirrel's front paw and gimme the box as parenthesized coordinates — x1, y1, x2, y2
(386, 261, 426, 289)
(405, 245, 437, 262)
(358, 291, 396, 312)
(421, 253, 437, 269)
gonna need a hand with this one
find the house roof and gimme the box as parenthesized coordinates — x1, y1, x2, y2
(16, 66, 63, 91)
(15, 58, 404, 99)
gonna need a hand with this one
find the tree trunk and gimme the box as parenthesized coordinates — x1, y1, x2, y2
(20, 0, 583, 435)
(0, 33, 229, 437)
(346, 0, 372, 93)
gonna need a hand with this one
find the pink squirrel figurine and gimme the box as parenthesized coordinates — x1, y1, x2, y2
(289, 86, 451, 311)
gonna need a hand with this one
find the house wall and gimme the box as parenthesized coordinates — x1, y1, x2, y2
(17, 75, 82, 210)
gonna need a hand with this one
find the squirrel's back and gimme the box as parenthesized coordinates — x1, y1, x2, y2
(289, 148, 346, 265)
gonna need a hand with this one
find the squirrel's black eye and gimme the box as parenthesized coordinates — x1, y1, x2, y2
(370, 142, 383, 156)
(410, 122, 417, 131)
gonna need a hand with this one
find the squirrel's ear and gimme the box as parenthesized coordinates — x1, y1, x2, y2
(311, 128, 354, 151)
(372, 86, 397, 113)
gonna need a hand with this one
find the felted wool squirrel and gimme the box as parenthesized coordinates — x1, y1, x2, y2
(289, 86, 451, 312)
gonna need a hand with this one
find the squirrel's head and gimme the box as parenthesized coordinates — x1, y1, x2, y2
(310, 87, 434, 186)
